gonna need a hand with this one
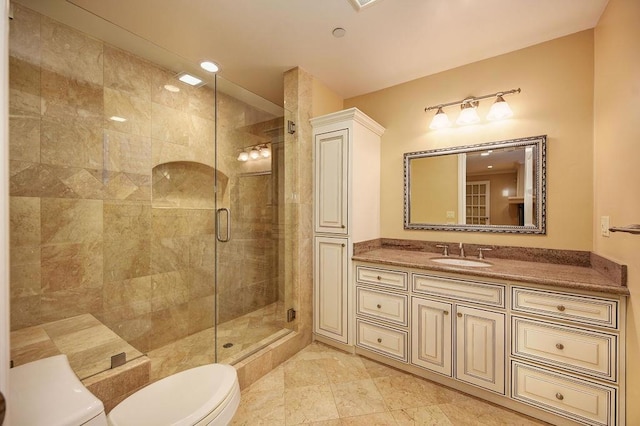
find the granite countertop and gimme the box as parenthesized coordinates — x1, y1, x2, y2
(352, 248, 630, 295)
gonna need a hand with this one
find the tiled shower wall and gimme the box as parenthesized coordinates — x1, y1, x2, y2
(8, 3, 281, 354)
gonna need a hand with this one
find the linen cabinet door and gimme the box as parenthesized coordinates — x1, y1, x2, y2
(455, 306, 505, 394)
(411, 297, 453, 376)
(314, 129, 348, 235)
(314, 237, 349, 343)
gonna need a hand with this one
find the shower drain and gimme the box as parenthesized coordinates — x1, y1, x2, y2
(222, 343, 234, 348)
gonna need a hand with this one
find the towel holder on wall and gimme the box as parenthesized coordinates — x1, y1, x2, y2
(609, 224, 640, 235)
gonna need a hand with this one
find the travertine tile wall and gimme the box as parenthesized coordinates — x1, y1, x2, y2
(9, 3, 283, 356)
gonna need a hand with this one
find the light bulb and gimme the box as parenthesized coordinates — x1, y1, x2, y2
(249, 148, 260, 160)
(487, 95, 513, 121)
(456, 101, 480, 125)
(429, 107, 451, 130)
(237, 151, 249, 162)
(260, 146, 271, 158)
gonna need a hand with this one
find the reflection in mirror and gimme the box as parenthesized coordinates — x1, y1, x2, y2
(404, 135, 546, 234)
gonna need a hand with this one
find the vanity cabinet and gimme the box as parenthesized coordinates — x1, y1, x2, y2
(350, 260, 626, 426)
(311, 109, 385, 346)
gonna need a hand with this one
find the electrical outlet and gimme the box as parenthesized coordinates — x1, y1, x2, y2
(601, 216, 610, 237)
(446, 211, 455, 219)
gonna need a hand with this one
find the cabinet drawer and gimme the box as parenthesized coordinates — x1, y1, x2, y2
(512, 287, 619, 329)
(512, 362, 616, 426)
(512, 317, 617, 382)
(356, 287, 408, 326)
(413, 274, 505, 307)
(356, 320, 407, 362)
(356, 266, 408, 290)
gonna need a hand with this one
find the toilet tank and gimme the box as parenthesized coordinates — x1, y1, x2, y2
(9, 355, 107, 426)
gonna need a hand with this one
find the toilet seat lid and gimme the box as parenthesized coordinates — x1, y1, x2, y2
(9, 355, 105, 426)
(108, 363, 238, 426)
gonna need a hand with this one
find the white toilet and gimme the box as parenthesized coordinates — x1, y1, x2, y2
(9, 355, 240, 426)
(108, 363, 240, 426)
(10, 355, 108, 426)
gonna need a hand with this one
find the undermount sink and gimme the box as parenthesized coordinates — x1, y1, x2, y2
(431, 257, 492, 267)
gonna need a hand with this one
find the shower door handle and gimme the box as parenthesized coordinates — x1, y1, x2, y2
(216, 208, 231, 242)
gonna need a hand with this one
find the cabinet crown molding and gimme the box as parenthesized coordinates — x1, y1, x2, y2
(310, 107, 385, 136)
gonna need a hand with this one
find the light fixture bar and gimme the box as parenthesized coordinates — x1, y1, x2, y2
(424, 88, 520, 112)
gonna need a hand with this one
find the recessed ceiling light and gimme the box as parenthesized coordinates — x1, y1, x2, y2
(109, 116, 127, 122)
(164, 84, 180, 93)
(177, 72, 205, 87)
(348, 0, 381, 11)
(332, 27, 346, 38)
(200, 61, 219, 73)
(487, 165, 493, 169)
(480, 152, 490, 157)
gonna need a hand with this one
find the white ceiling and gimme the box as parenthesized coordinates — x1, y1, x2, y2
(24, 0, 608, 105)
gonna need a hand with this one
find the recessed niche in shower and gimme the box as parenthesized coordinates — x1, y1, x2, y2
(152, 161, 228, 209)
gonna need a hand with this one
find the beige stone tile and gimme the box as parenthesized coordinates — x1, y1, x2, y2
(247, 365, 285, 393)
(391, 405, 453, 425)
(103, 201, 151, 241)
(230, 389, 285, 426)
(103, 172, 144, 200)
(9, 161, 75, 198)
(188, 114, 215, 150)
(321, 351, 371, 384)
(151, 68, 190, 111)
(41, 16, 103, 85)
(103, 130, 152, 174)
(104, 87, 152, 137)
(107, 314, 153, 354)
(150, 237, 190, 274)
(41, 314, 101, 338)
(331, 379, 387, 418)
(103, 237, 151, 281)
(83, 357, 150, 405)
(309, 421, 342, 426)
(10, 295, 41, 330)
(151, 270, 190, 311)
(41, 116, 103, 169)
(438, 396, 547, 426)
(9, 112, 40, 163)
(147, 304, 189, 351)
(361, 357, 408, 379)
(41, 68, 103, 122)
(340, 412, 398, 425)
(41, 241, 103, 292)
(373, 376, 443, 411)
(103, 276, 153, 320)
(151, 102, 189, 145)
(9, 325, 61, 366)
(283, 357, 329, 388)
(9, 4, 41, 65)
(104, 45, 153, 100)
(284, 384, 339, 425)
(10, 196, 40, 246)
(187, 295, 215, 335)
(41, 198, 103, 244)
(39, 288, 103, 325)
(189, 267, 215, 299)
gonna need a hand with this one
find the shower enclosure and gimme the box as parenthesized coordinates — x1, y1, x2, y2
(8, 0, 291, 385)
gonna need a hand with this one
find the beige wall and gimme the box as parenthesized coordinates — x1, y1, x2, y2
(345, 31, 594, 250)
(311, 77, 344, 118)
(594, 0, 640, 423)
(469, 172, 519, 226)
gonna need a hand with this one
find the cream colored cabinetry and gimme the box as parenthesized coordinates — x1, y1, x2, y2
(510, 287, 624, 426)
(352, 261, 626, 426)
(311, 109, 384, 346)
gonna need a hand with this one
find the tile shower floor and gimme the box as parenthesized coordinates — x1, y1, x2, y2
(148, 301, 288, 381)
(231, 342, 549, 426)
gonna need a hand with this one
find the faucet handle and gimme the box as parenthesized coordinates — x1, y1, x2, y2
(477, 248, 492, 259)
(435, 244, 449, 256)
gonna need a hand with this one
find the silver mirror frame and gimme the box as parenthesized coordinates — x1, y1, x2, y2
(403, 135, 546, 234)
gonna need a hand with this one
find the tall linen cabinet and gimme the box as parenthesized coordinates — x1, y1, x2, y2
(311, 108, 385, 347)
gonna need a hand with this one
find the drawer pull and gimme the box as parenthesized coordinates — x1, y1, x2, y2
(341, 225, 346, 228)
(443, 310, 449, 315)
(555, 392, 564, 401)
(377, 338, 382, 343)
(555, 343, 565, 350)
(457, 313, 463, 318)
(376, 276, 382, 280)
(557, 305, 566, 312)
(376, 304, 382, 309)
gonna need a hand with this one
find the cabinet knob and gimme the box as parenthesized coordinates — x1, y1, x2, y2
(555, 343, 565, 350)
(341, 244, 345, 247)
(443, 310, 449, 315)
(341, 225, 346, 229)
(376, 304, 382, 309)
(377, 338, 382, 343)
(376, 276, 382, 280)
(555, 393, 564, 401)
(457, 313, 463, 318)
(557, 305, 566, 312)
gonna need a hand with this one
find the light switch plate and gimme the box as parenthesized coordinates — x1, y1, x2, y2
(601, 216, 610, 237)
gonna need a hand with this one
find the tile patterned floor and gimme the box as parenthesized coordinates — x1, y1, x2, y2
(231, 342, 549, 426)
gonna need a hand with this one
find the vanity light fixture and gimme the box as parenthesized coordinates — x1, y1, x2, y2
(425, 88, 520, 129)
(237, 144, 272, 162)
(237, 151, 249, 162)
(259, 145, 271, 158)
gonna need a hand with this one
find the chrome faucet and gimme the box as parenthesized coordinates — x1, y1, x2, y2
(459, 243, 465, 257)
(435, 244, 449, 256)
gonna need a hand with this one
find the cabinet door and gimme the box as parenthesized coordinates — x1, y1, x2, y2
(455, 306, 505, 394)
(411, 298, 453, 376)
(314, 237, 349, 343)
(315, 129, 348, 234)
